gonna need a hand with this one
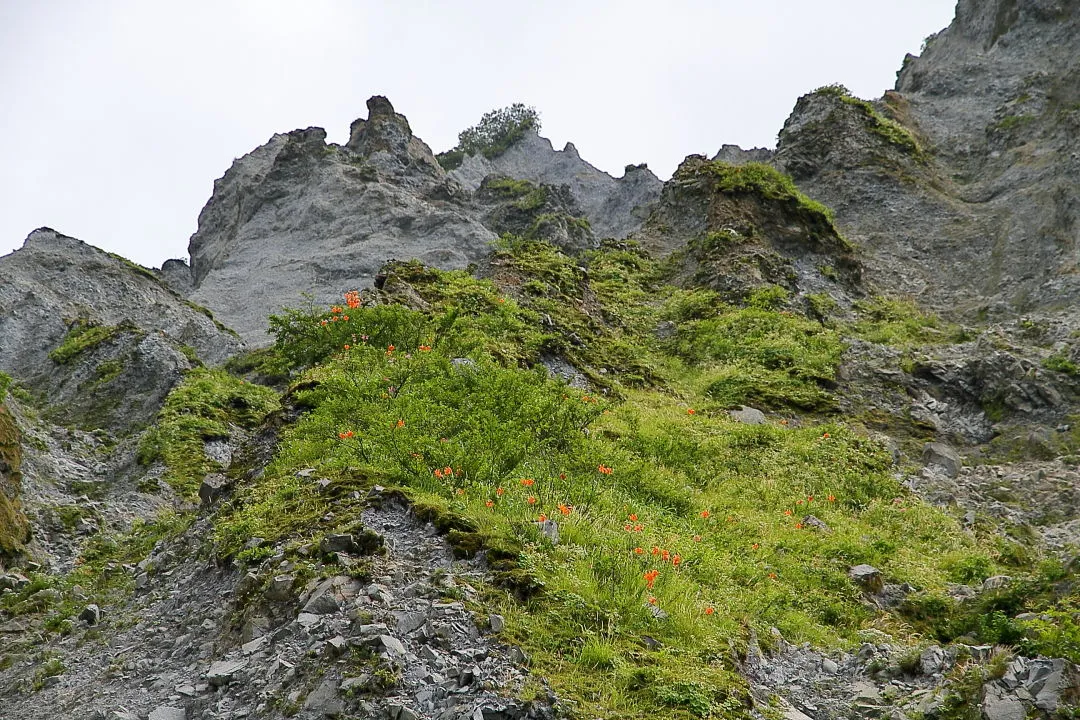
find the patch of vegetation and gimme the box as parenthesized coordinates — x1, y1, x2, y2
(137, 368, 279, 498)
(436, 103, 541, 170)
(703, 162, 836, 220)
(0, 407, 30, 557)
(849, 297, 966, 347)
(93, 359, 125, 385)
(1043, 350, 1080, 376)
(991, 114, 1035, 133)
(696, 161, 852, 254)
(900, 559, 1080, 662)
(0, 371, 11, 404)
(813, 84, 923, 157)
(213, 264, 1018, 717)
(31, 656, 65, 691)
(48, 319, 136, 364)
(486, 178, 549, 211)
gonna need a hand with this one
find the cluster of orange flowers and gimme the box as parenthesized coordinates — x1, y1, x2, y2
(643, 569, 659, 589)
(337, 430, 354, 439)
(344, 290, 362, 309)
(418, 344, 432, 352)
(432, 466, 459, 479)
(597, 464, 614, 475)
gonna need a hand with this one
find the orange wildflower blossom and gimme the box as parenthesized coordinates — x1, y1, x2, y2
(784, 510, 793, 516)
(687, 408, 695, 415)
(644, 569, 659, 589)
(768, 572, 778, 579)
(337, 430, 354, 439)
(343, 344, 350, 350)
(418, 344, 432, 352)
(433, 468, 444, 478)
(538, 513, 547, 522)
(496, 487, 505, 496)
(651, 546, 660, 556)
(597, 464, 614, 475)
(386, 344, 395, 355)
(633, 525, 643, 533)
(519, 478, 535, 487)
(672, 554, 682, 567)
(527, 496, 537, 505)
(634, 547, 645, 555)
(794, 522, 804, 529)
(705, 606, 715, 616)
(821, 432, 831, 439)
(700, 510, 711, 519)
(557, 503, 572, 516)
(751, 543, 760, 550)
(648, 596, 658, 605)
(628, 514, 638, 522)
(344, 290, 362, 309)
(485, 500, 494, 508)
(828, 494, 836, 502)
(395, 419, 405, 428)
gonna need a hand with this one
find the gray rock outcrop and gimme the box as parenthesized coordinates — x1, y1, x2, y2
(450, 130, 662, 240)
(186, 97, 498, 345)
(0, 228, 243, 432)
(736, 0, 1080, 322)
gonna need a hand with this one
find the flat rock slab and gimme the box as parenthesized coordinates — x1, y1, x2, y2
(206, 658, 247, 686)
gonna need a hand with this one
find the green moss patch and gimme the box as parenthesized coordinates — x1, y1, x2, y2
(48, 319, 136, 365)
(137, 368, 280, 498)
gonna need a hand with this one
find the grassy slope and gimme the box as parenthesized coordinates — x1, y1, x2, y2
(10, 239, 1075, 717)
(206, 240, 1030, 718)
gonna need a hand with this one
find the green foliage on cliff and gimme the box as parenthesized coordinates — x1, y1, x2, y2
(437, 104, 541, 170)
(136, 368, 279, 498)
(812, 84, 923, 156)
(48, 320, 134, 365)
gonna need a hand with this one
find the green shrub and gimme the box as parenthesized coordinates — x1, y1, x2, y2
(436, 104, 540, 169)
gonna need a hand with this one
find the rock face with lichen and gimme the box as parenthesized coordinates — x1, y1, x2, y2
(0, 228, 243, 433)
(717, 0, 1080, 321)
(449, 130, 663, 240)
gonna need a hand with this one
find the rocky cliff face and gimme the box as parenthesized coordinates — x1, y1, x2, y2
(449, 130, 663, 240)
(0, 228, 242, 433)
(183, 98, 661, 346)
(185, 97, 498, 344)
(745, 0, 1080, 320)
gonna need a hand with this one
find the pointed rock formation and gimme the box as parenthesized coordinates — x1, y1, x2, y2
(186, 97, 497, 345)
(449, 129, 663, 240)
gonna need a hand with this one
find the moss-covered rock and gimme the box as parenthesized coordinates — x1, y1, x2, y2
(0, 406, 30, 558)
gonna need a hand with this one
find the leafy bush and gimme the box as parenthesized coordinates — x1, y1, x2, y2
(436, 104, 540, 169)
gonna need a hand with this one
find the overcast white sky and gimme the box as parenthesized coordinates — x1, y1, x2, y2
(0, 1, 956, 268)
